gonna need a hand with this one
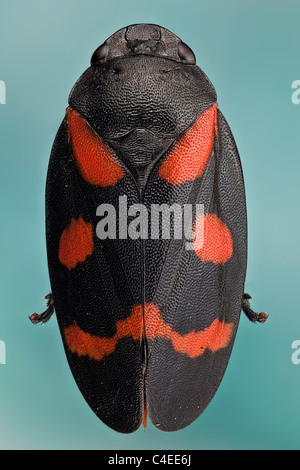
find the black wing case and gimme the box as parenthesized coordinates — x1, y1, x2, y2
(143, 105, 247, 431)
(46, 110, 144, 433)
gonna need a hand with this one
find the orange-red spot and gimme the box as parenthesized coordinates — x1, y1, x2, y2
(64, 302, 233, 362)
(67, 106, 125, 187)
(258, 312, 269, 323)
(158, 103, 217, 185)
(59, 216, 94, 270)
(63, 306, 143, 361)
(193, 213, 233, 264)
(142, 404, 148, 428)
(143, 303, 233, 357)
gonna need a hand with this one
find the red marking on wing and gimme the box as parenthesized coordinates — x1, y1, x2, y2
(64, 302, 233, 361)
(59, 216, 94, 270)
(66, 106, 125, 187)
(63, 307, 143, 361)
(142, 404, 148, 428)
(158, 103, 217, 185)
(193, 213, 233, 264)
(144, 303, 233, 357)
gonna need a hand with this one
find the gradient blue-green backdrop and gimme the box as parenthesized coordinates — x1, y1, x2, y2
(0, 0, 299, 450)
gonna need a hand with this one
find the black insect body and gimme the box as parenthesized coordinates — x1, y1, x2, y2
(31, 24, 267, 433)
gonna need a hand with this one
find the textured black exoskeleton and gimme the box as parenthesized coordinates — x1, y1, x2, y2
(31, 24, 267, 433)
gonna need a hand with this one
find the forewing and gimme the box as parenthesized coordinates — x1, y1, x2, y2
(46, 110, 144, 433)
(144, 106, 247, 431)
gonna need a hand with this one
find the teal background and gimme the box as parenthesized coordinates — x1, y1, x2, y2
(0, 0, 299, 450)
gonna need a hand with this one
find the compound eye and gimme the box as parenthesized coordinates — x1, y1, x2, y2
(91, 43, 109, 65)
(177, 41, 196, 64)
